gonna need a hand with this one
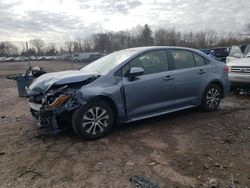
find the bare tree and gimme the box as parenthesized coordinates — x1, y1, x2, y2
(155, 28, 182, 46)
(22, 24, 250, 57)
(30, 39, 45, 56)
(0, 41, 18, 56)
(83, 38, 93, 52)
(65, 41, 74, 54)
(45, 42, 57, 55)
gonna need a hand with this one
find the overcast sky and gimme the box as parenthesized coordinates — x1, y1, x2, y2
(1, 0, 249, 42)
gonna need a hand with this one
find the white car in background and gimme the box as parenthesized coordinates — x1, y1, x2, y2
(226, 45, 250, 63)
(226, 46, 243, 63)
(227, 50, 250, 91)
(5, 57, 15, 62)
(29, 56, 37, 61)
(14, 56, 28, 61)
(0, 57, 6, 62)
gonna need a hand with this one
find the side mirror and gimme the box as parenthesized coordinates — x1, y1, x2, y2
(128, 67, 144, 81)
(233, 53, 242, 58)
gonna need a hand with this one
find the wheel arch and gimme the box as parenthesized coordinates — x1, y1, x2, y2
(90, 95, 120, 123)
(206, 80, 224, 98)
(200, 80, 223, 112)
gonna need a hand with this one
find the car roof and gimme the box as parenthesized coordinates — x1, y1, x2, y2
(122, 46, 201, 53)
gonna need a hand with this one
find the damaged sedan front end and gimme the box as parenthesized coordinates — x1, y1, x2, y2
(25, 48, 140, 140)
(26, 71, 100, 133)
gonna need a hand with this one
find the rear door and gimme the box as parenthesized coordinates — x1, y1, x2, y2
(168, 49, 209, 107)
(122, 50, 175, 118)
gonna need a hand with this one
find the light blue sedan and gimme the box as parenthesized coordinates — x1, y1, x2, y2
(27, 46, 230, 139)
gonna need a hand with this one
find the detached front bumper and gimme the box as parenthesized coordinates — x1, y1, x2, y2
(29, 102, 61, 133)
(28, 99, 82, 133)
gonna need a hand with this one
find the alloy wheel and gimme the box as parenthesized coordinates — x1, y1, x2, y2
(206, 88, 220, 109)
(82, 107, 110, 135)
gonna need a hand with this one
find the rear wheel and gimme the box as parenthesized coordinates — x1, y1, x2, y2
(72, 100, 114, 140)
(201, 84, 222, 112)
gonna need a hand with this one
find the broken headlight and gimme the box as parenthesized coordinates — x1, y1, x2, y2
(47, 94, 71, 109)
(47, 85, 68, 96)
(45, 85, 75, 109)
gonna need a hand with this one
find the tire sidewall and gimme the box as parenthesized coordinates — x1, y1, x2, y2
(72, 100, 114, 140)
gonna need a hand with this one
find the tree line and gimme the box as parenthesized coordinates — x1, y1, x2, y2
(1, 24, 250, 57)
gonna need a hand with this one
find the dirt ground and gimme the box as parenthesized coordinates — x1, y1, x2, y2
(0, 61, 250, 188)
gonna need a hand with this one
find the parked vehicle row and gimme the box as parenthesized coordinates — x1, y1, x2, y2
(72, 52, 105, 62)
(198, 44, 250, 91)
(226, 45, 250, 91)
(0, 56, 56, 62)
(36, 56, 56, 61)
(199, 45, 249, 63)
(198, 47, 231, 62)
(52, 52, 105, 63)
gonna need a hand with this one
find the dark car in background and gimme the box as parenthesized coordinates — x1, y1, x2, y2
(73, 52, 105, 62)
(198, 49, 222, 61)
(211, 47, 231, 62)
(88, 53, 105, 62)
(198, 49, 211, 55)
(26, 46, 230, 140)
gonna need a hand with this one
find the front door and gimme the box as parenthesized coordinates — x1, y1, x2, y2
(122, 50, 175, 119)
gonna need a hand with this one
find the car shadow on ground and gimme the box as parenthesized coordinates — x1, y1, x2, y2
(114, 107, 202, 132)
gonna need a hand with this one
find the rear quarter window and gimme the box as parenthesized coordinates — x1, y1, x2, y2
(193, 53, 206, 66)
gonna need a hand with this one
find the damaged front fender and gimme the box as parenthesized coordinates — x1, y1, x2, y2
(27, 70, 101, 133)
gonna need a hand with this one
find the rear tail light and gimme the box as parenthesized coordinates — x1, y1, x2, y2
(224, 66, 230, 72)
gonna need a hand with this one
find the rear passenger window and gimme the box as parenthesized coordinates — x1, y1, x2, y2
(193, 53, 205, 66)
(170, 50, 195, 69)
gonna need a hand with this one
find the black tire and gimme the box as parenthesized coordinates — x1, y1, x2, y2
(72, 100, 114, 140)
(201, 84, 222, 112)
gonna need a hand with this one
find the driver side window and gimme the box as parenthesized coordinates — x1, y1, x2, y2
(122, 50, 168, 76)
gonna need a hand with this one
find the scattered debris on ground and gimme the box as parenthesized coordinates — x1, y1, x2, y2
(130, 176, 160, 188)
(0, 151, 5, 155)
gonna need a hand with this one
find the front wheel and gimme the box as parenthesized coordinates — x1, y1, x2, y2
(72, 100, 114, 140)
(201, 84, 222, 112)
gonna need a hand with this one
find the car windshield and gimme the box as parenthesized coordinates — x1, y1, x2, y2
(244, 46, 250, 57)
(80, 50, 138, 75)
(245, 52, 250, 57)
(228, 46, 242, 57)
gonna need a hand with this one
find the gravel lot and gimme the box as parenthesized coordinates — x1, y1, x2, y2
(0, 61, 250, 188)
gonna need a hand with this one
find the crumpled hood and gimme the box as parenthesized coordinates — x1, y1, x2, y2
(227, 58, 250, 67)
(29, 70, 98, 93)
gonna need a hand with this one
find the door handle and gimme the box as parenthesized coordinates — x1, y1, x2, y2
(164, 75, 174, 81)
(198, 69, 206, 74)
